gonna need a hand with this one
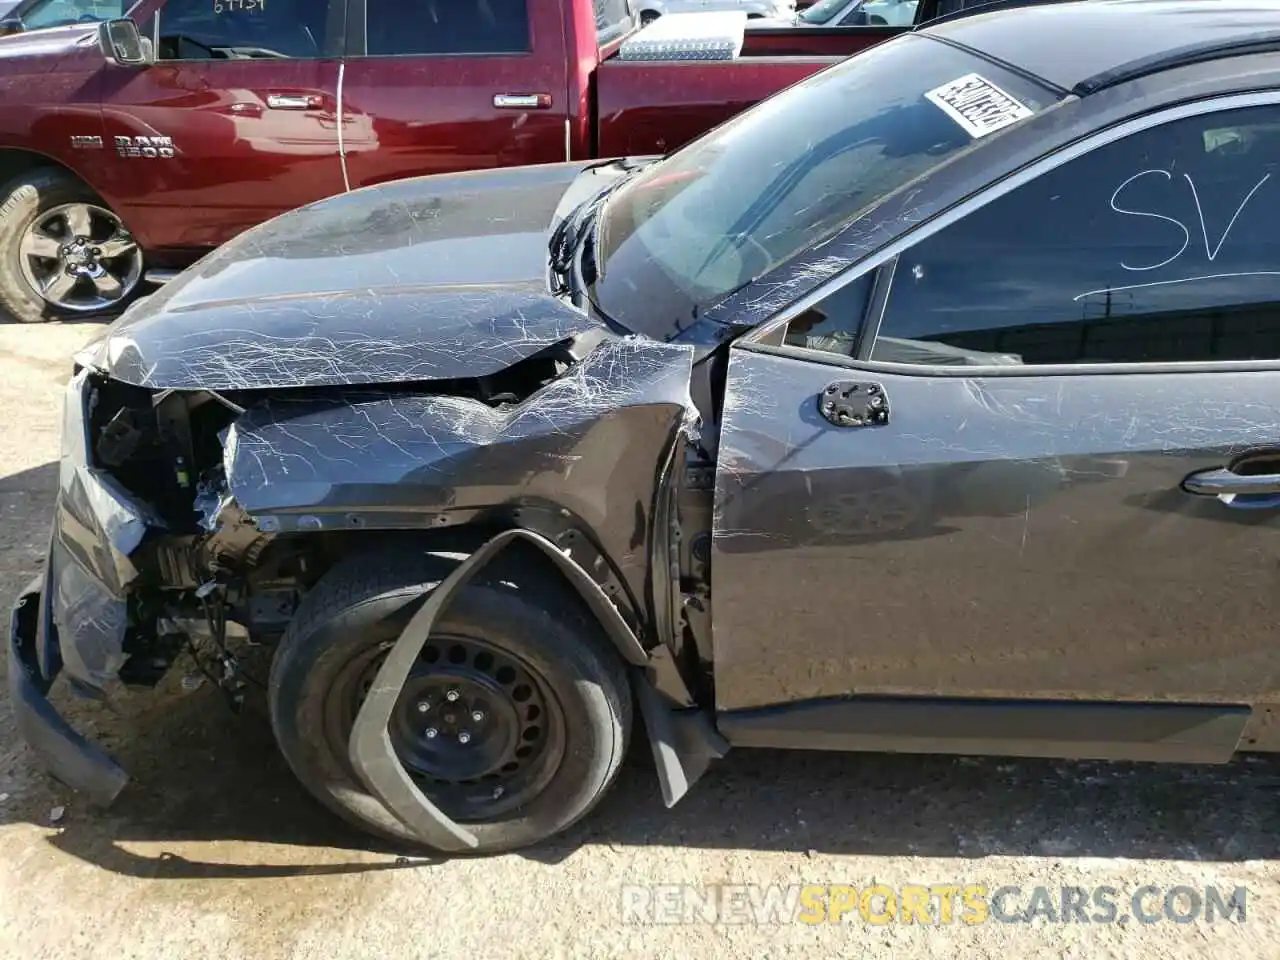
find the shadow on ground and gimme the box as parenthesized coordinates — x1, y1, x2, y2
(2, 465, 1278, 881)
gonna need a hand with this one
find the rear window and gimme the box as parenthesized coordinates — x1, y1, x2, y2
(365, 0, 530, 56)
(595, 0, 633, 45)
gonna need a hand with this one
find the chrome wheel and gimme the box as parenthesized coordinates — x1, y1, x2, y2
(18, 203, 141, 313)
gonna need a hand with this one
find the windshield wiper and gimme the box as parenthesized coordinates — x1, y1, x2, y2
(548, 170, 638, 298)
(549, 203, 600, 295)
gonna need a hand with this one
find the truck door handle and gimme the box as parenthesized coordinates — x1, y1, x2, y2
(493, 93, 552, 110)
(1182, 467, 1280, 497)
(266, 94, 323, 111)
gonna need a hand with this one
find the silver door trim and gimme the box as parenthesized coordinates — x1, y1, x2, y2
(266, 94, 318, 110)
(337, 59, 351, 192)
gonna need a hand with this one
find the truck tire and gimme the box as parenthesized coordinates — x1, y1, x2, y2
(0, 168, 144, 324)
(268, 549, 633, 854)
(640, 10, 660, 24)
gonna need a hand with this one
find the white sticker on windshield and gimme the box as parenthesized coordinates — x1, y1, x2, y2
(924, 73, 1033, 139)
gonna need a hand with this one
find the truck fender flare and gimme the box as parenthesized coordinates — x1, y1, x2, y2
(347, 527, 727, 849)
(0, 143, 124, 214)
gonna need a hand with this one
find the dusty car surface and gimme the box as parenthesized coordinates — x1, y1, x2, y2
(12, 0, 1280, 854)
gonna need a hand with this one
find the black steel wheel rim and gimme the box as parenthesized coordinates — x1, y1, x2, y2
(346, 633, 566, 824)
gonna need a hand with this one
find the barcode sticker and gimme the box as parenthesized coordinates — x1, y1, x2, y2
(924, 73, 1033, 139)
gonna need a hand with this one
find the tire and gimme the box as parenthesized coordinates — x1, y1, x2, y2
(640, 10, 660, 24)
(268, 548, 633, 854)
(0, 168, 144, 324)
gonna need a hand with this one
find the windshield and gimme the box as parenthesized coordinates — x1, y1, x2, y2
(799, 0, 855, 24)
(591, 35, 1060, 339)
(13, 0, 123, 29)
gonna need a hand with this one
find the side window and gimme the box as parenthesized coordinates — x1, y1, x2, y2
(854, 0, 919, 26)
(154, 0, 329, 60)
(873, 105, 1280, 366)
(781, 270, 874, 357)
(935, 0, 1003, 14)
(364, 0, 530, 56)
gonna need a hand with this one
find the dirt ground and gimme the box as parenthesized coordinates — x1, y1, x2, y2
(0, 321, 1277, 960)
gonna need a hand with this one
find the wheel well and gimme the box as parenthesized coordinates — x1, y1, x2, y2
(0, 149, 92, 195)
(273, 526, 644, 663)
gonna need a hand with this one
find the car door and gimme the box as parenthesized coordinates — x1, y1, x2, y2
(712, 98, 1280, 750)
(94, 0, 346, 253)
(338, 0, 571, 191)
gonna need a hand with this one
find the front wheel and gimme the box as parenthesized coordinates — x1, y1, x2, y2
(639, 10, 660, 25)
(0, 168, 144, 323)
(268, 549, 633, 854)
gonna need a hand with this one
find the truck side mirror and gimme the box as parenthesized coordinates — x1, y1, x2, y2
(0, 17, 24, 37)
(98, 18, 154, 68)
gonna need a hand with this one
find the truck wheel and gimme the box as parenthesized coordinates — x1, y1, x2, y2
(268, 549, 633, 854)
(640, 10, 659, 24)
(0, 168, 144, 324)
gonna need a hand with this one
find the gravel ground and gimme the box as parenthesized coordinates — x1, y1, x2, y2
(0, 321, 1277, 960)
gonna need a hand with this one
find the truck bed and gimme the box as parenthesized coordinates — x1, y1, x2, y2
(595, 26, 900, 157)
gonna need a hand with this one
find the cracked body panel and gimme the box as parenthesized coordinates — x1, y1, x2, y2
(74, 160, 630, 391)
(714, 349, 1280, 713)
(48, 370, 168, 690)
(222, 338, 696, 627)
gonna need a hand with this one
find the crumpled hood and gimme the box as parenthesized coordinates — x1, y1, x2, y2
(78, 161, 627, 391)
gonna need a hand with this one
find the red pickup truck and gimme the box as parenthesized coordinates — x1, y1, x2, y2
(0, 0, 983, 323)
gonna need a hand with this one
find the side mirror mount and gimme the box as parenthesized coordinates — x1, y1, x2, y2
(0, 17, 24, 37)
(98, 18, 154, 67)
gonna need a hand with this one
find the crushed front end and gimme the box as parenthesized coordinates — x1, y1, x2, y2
(8, 366, 291, 804)
(10, 326, 713, 807)
(8, 160, 724, 817)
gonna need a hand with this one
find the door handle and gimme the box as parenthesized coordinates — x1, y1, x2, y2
(224, 101, 265, 118)
(266, 94, 323, 111)
(1182, 467, 1280, 497)
(492, 93, 552, 110)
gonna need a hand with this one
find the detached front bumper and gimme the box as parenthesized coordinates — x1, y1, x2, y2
(8, 574, 129, 807)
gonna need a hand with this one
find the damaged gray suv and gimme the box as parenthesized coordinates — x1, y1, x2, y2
(13, 0, 1280, 853)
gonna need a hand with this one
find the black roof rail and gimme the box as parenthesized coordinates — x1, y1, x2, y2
(1074, 32, 1280, 95)
(915, 0, 1076, 30)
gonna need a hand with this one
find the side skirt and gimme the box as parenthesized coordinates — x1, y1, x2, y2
(717, 696, 1252, 764)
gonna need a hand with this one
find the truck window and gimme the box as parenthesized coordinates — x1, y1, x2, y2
(16, 0, 123, 29)
(152, 0, 328, 60)
(364, 0, 530, 56)
(871, 104, 1280, 366)
(594, 0, 632, 45)
(797, 0, 852, 23)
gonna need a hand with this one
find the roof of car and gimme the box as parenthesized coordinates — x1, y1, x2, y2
(922, 0, 1280, 93)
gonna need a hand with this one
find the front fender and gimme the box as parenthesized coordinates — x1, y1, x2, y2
(0, 138, 126, 210)
(217, 336, 699, 645)
(0, 39, 123, 209)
